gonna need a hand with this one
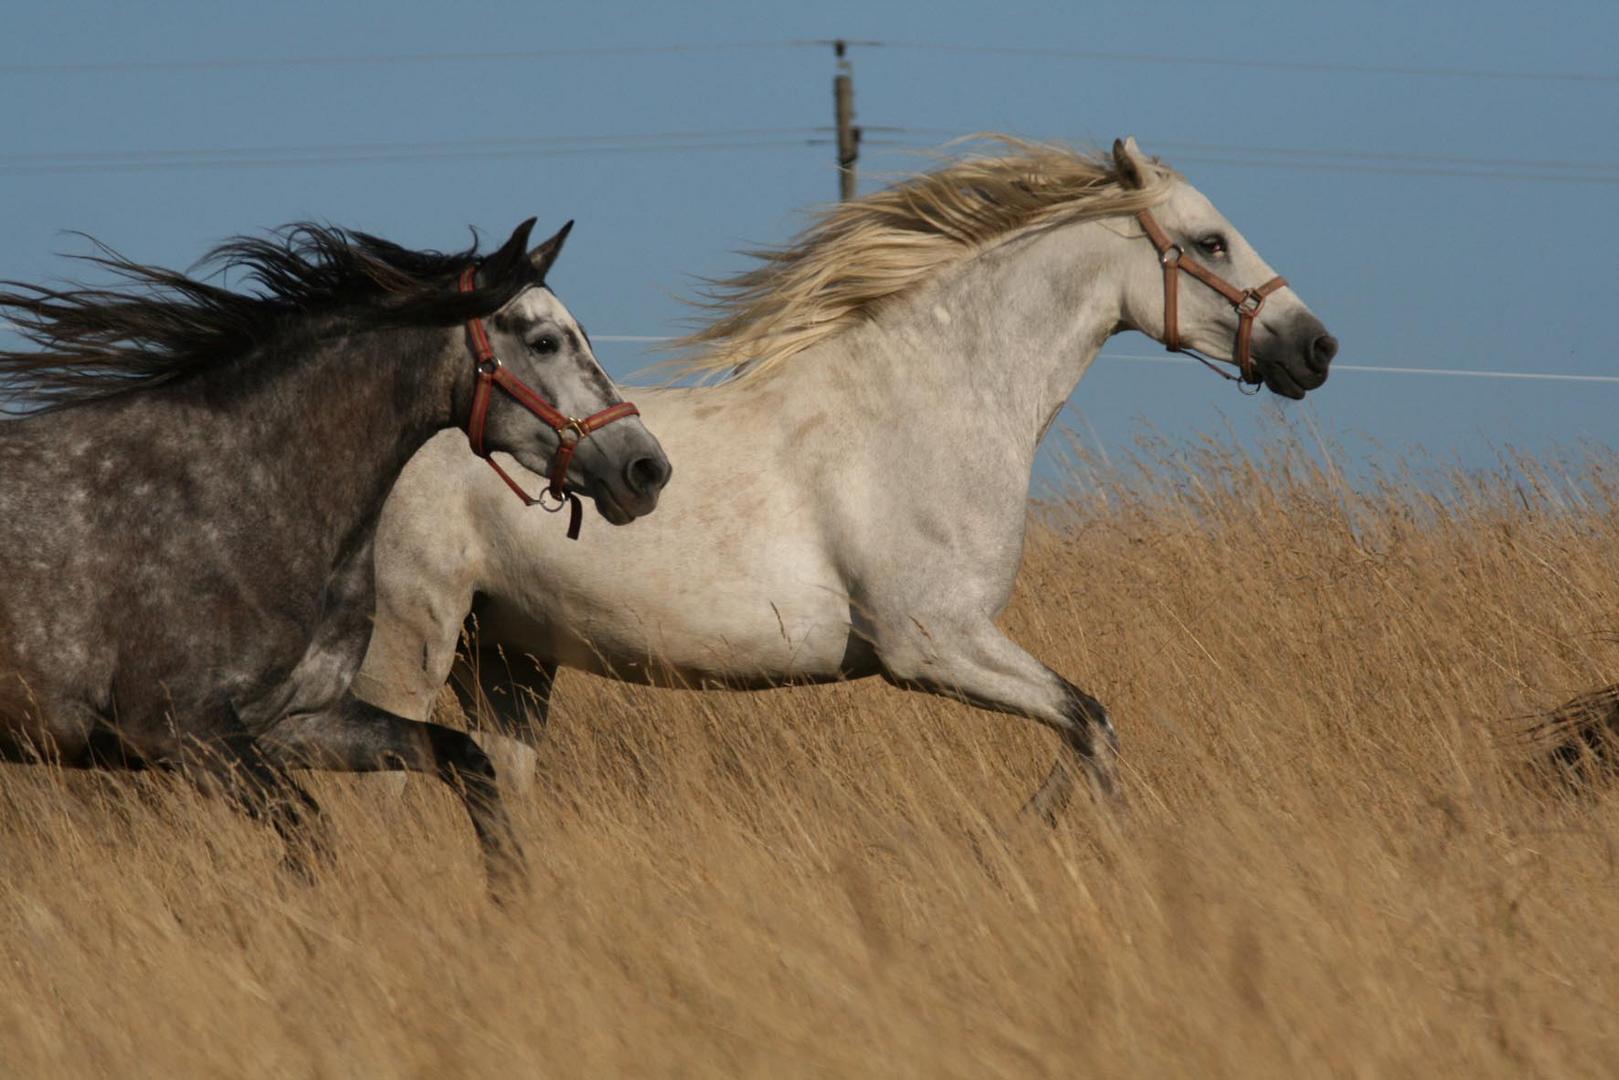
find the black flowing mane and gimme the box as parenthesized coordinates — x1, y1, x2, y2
(0, 222, 532, 413)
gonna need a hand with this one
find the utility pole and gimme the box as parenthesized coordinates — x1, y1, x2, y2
(833, 39, 860, 200)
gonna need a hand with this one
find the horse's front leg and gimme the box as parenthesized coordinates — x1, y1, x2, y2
(873, 618, 1119, 820)
(262, 695, 527, 896)
(152, 703, 332, 880)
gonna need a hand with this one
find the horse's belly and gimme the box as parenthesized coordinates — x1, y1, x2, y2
(478, 581, 861, 687)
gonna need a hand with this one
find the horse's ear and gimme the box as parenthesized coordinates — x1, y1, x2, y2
(1113, 136, 1150, 190)
(527, 220, 574, 283)
(481, 217, 538, 286)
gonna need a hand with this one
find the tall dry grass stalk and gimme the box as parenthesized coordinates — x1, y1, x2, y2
(5, 432, 1619, 1077)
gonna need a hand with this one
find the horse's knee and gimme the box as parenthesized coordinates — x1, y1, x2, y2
(352, 588, 467, 723)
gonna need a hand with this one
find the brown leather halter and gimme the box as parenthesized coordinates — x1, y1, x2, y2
(458, 266, 640, 540)
(1135, 208, 1288, 386)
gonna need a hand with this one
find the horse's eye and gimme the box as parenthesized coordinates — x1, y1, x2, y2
(1198, 235, 1228, 258)
(531, 334, 561, 356)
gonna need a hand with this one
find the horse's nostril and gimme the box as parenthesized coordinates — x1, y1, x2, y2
(1311, 333, 1339, 371)
(625, 454, 670, 495)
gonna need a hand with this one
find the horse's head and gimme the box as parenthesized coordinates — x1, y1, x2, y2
(462, 220, 670, 526)
(1113, 136, 1337, 399)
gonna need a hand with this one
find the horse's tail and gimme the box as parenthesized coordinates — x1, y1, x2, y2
(1513, 683, 1619, 785)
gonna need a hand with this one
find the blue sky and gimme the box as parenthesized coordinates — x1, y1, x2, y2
(3, 0, 1615, 481)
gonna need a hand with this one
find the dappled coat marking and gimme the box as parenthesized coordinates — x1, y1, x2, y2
(0, 218, 668, 888)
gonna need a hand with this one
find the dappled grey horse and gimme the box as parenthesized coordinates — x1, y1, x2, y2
(356, 137, 1336, 817)
(0, 218, 669, 887)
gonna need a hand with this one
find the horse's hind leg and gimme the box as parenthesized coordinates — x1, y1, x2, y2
(1018, 689, 1117, 824)
(262, 696, 526, 894)
(874, 618, 1119, 820)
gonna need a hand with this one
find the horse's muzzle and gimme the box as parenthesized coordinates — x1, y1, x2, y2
(1261, 317, 1337, 399)
(576, 419, 670, 525)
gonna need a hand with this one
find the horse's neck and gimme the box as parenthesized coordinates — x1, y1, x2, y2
(787, 221, 1122, 465)
(173, 324, 454, 548)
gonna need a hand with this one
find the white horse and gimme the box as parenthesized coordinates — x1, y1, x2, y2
(352, 136, 1337, 816)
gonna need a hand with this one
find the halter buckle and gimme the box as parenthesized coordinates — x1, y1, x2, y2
(561, 417, 590, 444)
(1236, 290, 1266, 317)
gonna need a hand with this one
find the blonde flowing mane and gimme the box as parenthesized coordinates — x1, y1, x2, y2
(668, 135, 1178, 382)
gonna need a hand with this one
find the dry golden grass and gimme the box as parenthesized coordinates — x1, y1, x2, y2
(6, 433, 1619, 1077)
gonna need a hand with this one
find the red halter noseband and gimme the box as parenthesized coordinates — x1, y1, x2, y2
(458, 266, 640, 540)
(1135, 208, 1288, 387)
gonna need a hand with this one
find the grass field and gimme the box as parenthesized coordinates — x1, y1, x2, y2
(5, 433, 1619, 1077)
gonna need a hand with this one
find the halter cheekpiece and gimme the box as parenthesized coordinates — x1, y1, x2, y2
(1134, 208, 1288, 388)
(458, 266, 640, 540)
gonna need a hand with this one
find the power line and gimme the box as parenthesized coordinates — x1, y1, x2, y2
(868, 41, 1619, 87)
(5, 127, 1616, 185)
(1136, 154, 1619, 187)
(2, 318, 1609, 386)
(0, 128, 828, 165)
(1095, 354, 1619, 384)
(865, 136, 1619, 187)
(592, 338, 1619, 385)
(1148, 138, 1619, 175)
(1157, 155, 1615, 187)
(2, 38, 1613, 87)
(881, 128, 1619, 176)
(0, 136, 834, 176)
(0, 42, 811, 76)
